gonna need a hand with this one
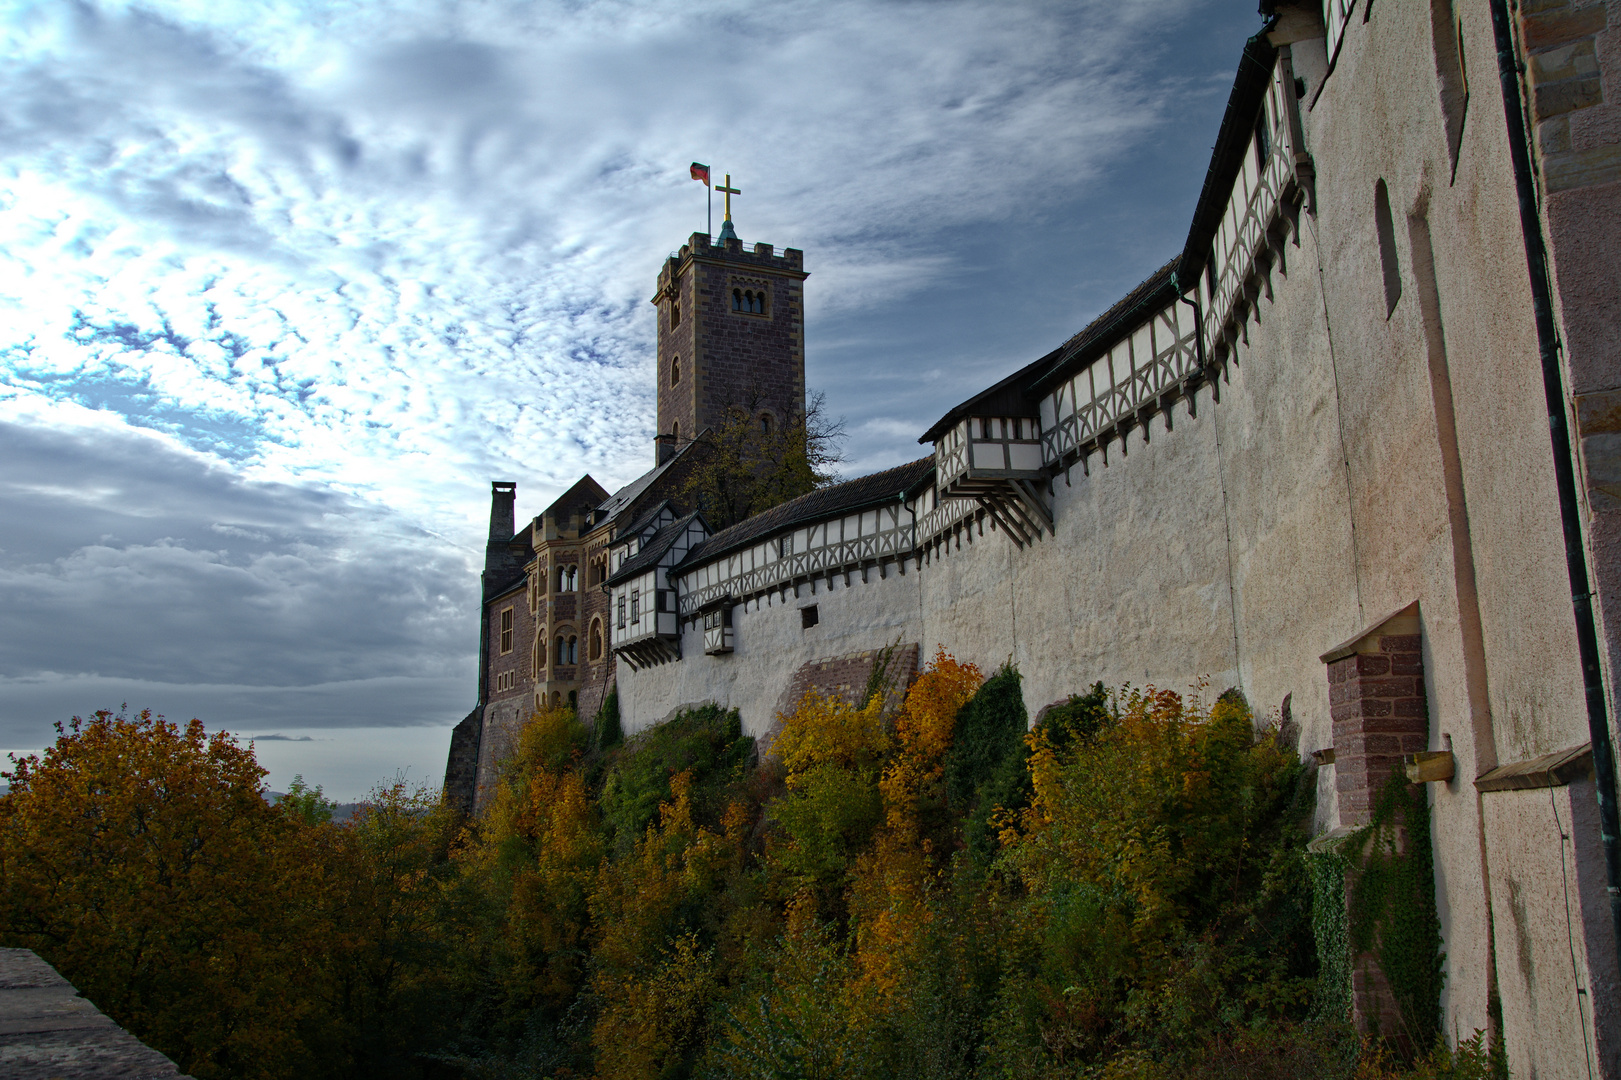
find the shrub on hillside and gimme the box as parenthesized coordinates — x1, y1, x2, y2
(598, 704, 754, 848)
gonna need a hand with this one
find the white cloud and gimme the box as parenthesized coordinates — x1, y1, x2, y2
(0, 0, 1259, 770)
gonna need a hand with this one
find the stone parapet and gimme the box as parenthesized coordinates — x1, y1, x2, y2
(0, 948, 188, 1079)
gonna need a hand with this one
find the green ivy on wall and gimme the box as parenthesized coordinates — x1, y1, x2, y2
(1347, 771, 1445, 1047)
(1310, 769, 1446, 1052)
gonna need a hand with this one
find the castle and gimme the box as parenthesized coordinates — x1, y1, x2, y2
(445, 2, 1621, 1073)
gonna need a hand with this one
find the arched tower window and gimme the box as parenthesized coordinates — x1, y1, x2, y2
(672, 421, 680, 443)
(566, 636, 579, 664)
(732, 288, 742, 311)
(671, 356, 680, 386)
(556, 635, 566, 665)
(760, 413, 772, 434)
(670, 296, 681, 328)
(589, 620, 603, 660)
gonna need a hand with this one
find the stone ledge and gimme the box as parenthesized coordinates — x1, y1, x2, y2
(1474, 742, 1594, 792)
(0, 948, 188, 1079)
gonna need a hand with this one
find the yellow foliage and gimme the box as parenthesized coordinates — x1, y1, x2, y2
(893, 647, 982, 764)
(456, 704, 605, 1011)
(1005, 685, 1279, 945)
(771, 689, 888, 786)
(592, 931, 719, 1080)
(589, 771, 744, 1075)
(847, 651, 980, 1010)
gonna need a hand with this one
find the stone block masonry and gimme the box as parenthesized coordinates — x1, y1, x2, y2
(1325, 610, 1430, 825)
(764, 643, 922, 752)
(1321, 606, 1431, 1043)
(655, 232, 807, 446)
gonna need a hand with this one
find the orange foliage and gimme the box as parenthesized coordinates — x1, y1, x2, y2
(850, 650, 981, 1006)
(0, 710, 313, 1079)
(881, 648, 982, 833)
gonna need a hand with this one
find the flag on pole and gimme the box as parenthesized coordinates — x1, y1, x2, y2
(690, 162, 711, 186)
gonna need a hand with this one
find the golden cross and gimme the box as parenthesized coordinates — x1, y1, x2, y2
(716, 174, 740, 221)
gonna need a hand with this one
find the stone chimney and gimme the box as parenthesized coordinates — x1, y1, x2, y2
(488, 482, 516, 541)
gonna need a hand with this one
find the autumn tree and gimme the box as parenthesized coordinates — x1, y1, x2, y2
(0, 709, 320, 1080)
(680, 389, 844, 529)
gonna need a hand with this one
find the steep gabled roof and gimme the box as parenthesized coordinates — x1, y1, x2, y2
(1027, 259, 1181, 395)
(616, 500, 674, 548)
(594, 433, 705, 529)
(677, 457, 935, 571)
(607, 511, 707, 586)
(541, 475, 610, 523)
(916, 348, 1059, 445)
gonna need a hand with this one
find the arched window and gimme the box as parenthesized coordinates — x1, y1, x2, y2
(556, 635, 566, 665)
(670, 297, 681, 328)
(567, 636, 579, 664)
(552, 691, 561, 707)
(671, 356, 680, 385)
(533, 637, 544, 676)
(752, 291, 764, 314)
(673, 421, 680, 443)
(569, 566, 579, 591)
(732, 288, 743, 310)
(760, 413, 772, 434)
(589, 620, 603, 661)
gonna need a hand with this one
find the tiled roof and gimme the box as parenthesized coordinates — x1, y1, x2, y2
(1028, 259, 1179, 393)
(594, 434, 702, 527)
(677, 457, 935, 570)
(606, 511, 705, 586)
(616, 500, 673, 546)
(918, 259, 1178, 444)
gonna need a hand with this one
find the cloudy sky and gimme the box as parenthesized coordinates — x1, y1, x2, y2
(0, 0, 1262, 799)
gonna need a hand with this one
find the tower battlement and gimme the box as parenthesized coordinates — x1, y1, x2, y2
(654, 233, 804, 297)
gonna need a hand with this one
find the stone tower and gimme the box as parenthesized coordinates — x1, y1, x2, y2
(652, 231, 807, 464)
